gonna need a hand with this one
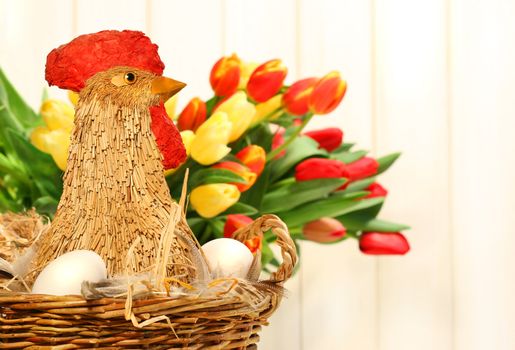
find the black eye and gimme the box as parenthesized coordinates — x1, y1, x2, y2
(124, 72, 136, 84)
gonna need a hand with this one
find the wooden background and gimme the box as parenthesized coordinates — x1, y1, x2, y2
(1, 0, 514, 349)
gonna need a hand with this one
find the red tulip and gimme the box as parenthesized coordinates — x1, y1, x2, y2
(359, 232, 410, 255)
(282, 77, 319, 116)
(272, 131, 286, 159)
(247, 59, 287, 102)
(224, 214, 254, 238)
(236, 145, 266, 176)
(212, 161, 257, 192)
(303, 217, 346, 243)
(309, 71, 347, 114)
(295, 158, 349, 185)
(177, 97, 206, 132)
(244, 236, 262, 254)
(364, 182, 388, 198)
(346, 157, 379, 181)
(210, 54, 241, 97)
(304, 128, 343, 152)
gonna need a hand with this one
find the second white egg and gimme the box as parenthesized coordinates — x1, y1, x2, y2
(202, 238, 254, 278)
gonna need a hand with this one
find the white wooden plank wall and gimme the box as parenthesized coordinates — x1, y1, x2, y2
(1, 0, 514, 349)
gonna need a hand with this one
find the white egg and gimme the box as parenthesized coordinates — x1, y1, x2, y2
(202, 238, 254, 278)
(32, 250, 107, 296)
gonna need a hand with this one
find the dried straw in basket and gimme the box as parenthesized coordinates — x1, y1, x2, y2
(0, 214, 297, 349)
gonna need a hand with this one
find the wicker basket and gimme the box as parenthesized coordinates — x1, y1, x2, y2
(0, 214, 297, 349)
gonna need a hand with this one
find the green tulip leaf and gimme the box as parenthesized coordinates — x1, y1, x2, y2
(279, 196, 384, 227)
(377, 152, 401, 174)
(33, 196, 59, 217)
(262, 178, 347, 213)
(0, 68, 40, 129)
(220, 202, 258, 216)
(338, 215, 410, 232)
(188, 168, 246, 189)
(270, 136, 327, 182)
(239, 165, 271, 210)
(331, 150, 368, 164)
(332, 143, 355, 153)
(344, 177, 376, 192)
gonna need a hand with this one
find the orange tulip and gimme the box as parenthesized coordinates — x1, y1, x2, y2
(309, 71, 347, 114)
(246, 59, 287, 102)
(212, 161, 257, 192)
(210, 54, 241, 97)
(235, 145, 266, 176)
(177, 97, 206, 131)
(303, 217, 347, 243)
(282, 77, 318, 116)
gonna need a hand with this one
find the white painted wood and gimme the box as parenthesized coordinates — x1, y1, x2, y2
(75, 0, 147, 35)
(373, 1, 453, 349)
(149, 0, 224, 111)
(298, 1, 377, 349)
(0, 0, 74, 109)
(451, 0, 515, 349)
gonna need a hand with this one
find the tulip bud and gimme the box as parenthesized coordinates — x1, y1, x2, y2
(238, 61, 259, 89)
(346, 157, 379, 181)
(223, 214, 261, 254)
(190, 183, 241, 218)
(295, 158, 349, 184)
(359, 232, 410, 255)
(177, 97, 207, 131)
(304, 127, 343, 152)
(364, 182, 388, 198)
(309, 71, 347, 115)
(164, 95, 178, 120)
(179, 130, 196, 156)
(212, 161, 257, 192)
(247, 59, 287, 102)
(215, 91, 256, 142)
(236, 145, 266, 176)
(224, 214, 254, 238)
(210, 54, 241, 97)
(190, 111, 232, 165)
(303, 217, 347, 243)
(30, 127, 70, 171)
(252, 94, 283, 125)
(272, 131, 286, 159)
(282, 77, 318, 116)
(40, 99, 75, 131)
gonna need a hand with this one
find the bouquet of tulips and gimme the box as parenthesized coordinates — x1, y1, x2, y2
(0, 55, 409, 272)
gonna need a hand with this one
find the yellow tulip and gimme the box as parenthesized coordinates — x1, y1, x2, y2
(30, 126, 50, 152)
(164, 95, 178, 120)
(190, 111, 232, 165)
(180, 130, 196, 156)
(238, 61, 259, 89)
(252, 94, 283, 125)
(40, 99, 75, 131)
(215, 91, 255, 142)
(68, 90, 79, 106)
(190, 183, 240, 218)
(30, 127, 70, 170)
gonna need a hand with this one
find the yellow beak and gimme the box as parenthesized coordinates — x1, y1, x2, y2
(151, 76, 186, 101)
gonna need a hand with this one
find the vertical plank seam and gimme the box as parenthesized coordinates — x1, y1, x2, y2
(446, 0, 456, 348)
(370, 0, 380, 349)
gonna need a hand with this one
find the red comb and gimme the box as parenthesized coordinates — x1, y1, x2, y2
(45, 30, 165, 91)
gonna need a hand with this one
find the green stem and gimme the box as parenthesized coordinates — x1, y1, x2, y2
(266, 112, 314, 161)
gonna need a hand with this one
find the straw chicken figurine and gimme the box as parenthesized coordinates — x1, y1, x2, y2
(31, 30, 191, 278)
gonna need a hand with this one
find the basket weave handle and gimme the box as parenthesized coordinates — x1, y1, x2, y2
(233, 214, 297, 284)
